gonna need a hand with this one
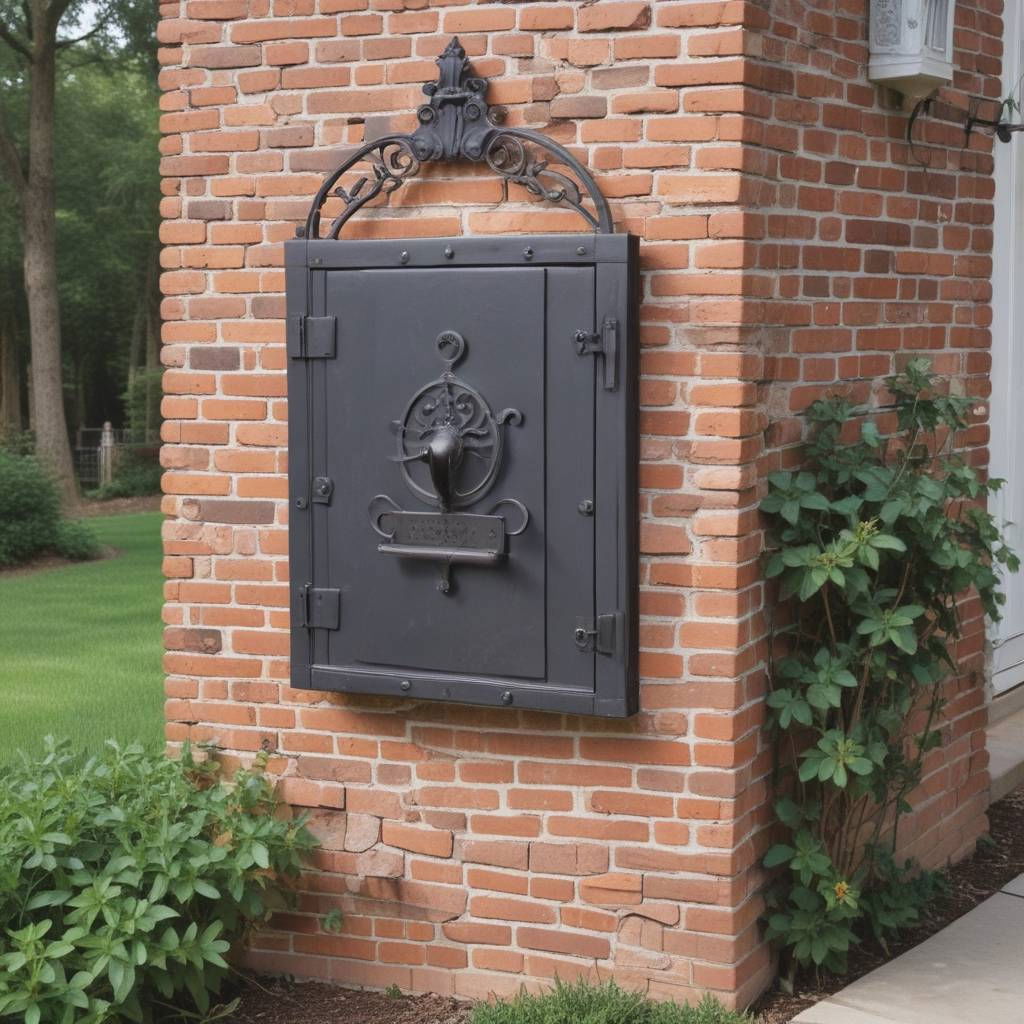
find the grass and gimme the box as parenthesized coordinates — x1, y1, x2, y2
(470, 980, 755, 1024)
(0, 511, 164, 759)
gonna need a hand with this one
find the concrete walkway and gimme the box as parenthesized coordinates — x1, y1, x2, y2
(792, 873, 1024, 1023)
(989, 705, 1024, 802)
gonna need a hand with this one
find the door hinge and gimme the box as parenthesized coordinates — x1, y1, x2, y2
(574, 612, 620, 655)
(297, 583, 341, 630)
(288, 314, 337, 359)
(574, 316, 619, 391)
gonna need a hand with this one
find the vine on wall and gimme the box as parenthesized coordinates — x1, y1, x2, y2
(761, 360, 1017, 980)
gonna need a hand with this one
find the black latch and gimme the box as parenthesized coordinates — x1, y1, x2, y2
(288, 314, 337, 359)
(298, 583, 341, 630)
(311, 476, 334, 505)
(574, 612, 620, 655)
(574, 317, 619, 391)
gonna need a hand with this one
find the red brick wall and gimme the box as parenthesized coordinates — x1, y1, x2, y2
(749, 0, 1001, 869)
(158, 0, 1002, 1009)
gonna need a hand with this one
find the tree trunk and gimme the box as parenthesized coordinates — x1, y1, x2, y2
(22, 29, 77, 507)
(0, 315, 22, 434)
(145, 248, 161, 440)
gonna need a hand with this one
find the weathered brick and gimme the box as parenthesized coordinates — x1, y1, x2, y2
(381, 822, 454, 859)
(579, 2, 650, 33)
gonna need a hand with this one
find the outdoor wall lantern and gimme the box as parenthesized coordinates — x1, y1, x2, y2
(284, 39, 640, 717)
(868, 0, 956, 98)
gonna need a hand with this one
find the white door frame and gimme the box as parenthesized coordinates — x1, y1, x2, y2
(990, 0, 1024, 697)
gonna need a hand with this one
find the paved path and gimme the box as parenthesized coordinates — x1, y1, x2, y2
(792, 873, 1024, 1023)
(989, 707, 1024, 802)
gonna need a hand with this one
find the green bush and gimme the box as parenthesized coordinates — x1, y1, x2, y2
(86, 450, 162, 502)
(53, 520, 102, 562)
(761, 359, 1016, 979)
(0, 449, 60, 565)
(0, 739, 317, 1024)
(0, 429, 36, 457)
(470, 980, 753, 1024)
(0, 451, 99, 567)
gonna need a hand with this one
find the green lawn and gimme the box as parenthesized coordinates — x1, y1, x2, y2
(0, 511, 164, 759)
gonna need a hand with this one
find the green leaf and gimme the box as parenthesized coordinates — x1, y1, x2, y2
(891, 627, 918, 655)
(25, 890, 72, 910)
(858, 543, 880, 571)
(801, 492, 832, 513)
(880, 499, 903, 523)
(193, 880, 220, 900)
(781, 500, 801, 525)
(870, 534, 906, 552)
(775, 798, 805, 829)
(807, 683, 841, 710)
(831, 495, 862, 516)
(764, 845, 796, 869)
(799, 567, 828, 601)
(898, 604, 926, 620)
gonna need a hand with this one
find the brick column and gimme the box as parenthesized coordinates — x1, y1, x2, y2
(157, 0, 1002, 1008)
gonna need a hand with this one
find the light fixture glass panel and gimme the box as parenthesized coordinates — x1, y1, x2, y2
(925, 0, 950, 53)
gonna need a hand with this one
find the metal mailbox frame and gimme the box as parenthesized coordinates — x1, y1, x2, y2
(284, 39, 640, 717)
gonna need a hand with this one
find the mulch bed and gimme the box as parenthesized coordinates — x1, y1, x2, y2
(222, 786, 1024, 1024)
(0, 545, 118, 578)
(755, 783, 1024, 1023)
(228, 978, 471, 1024)
(78, 494, 162, 517)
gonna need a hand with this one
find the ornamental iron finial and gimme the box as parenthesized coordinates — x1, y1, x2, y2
(411, 37, 494, 162)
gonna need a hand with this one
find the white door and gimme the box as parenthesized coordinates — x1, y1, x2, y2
(991, 2, 1024, 695)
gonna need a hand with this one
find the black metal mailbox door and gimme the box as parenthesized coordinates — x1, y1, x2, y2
(286, 233, 638, 717)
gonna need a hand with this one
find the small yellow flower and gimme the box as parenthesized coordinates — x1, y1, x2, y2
(834, 880, 849, 902)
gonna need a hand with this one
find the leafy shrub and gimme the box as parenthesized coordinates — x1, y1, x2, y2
(86, 450, 162, 501)
(0, 739, 317, 1024)
(470, 980, 753, 1024)
(761, 359, 1016, 980)
(53, 520, 102, 562)
(0, 429, 36, 456)
(0, 451, 98, 567)
(0, 449, 60, 565)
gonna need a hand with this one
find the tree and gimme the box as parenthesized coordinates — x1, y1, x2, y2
(0, 0, 154, 506)
(0, 127, 25, 437)
(54, 63, 160, 435)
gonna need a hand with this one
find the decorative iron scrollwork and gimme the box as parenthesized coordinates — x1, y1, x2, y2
(368, 330, 529, 594)
(302, 37, 614, 239)
(484, 132, 602, 232)
(323, 137, 420, 240)
(391, 330, 522, 512)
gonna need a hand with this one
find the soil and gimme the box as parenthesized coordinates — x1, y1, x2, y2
(754, 784, 1024, 1023)
(228, 977, 472, 1024)
(0, 545, 118, 578)
(78, 494, 162, 517)
(223, 786, 1024, 1024)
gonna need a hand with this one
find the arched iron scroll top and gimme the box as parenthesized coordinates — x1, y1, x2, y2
(302, 37, 614, 239)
